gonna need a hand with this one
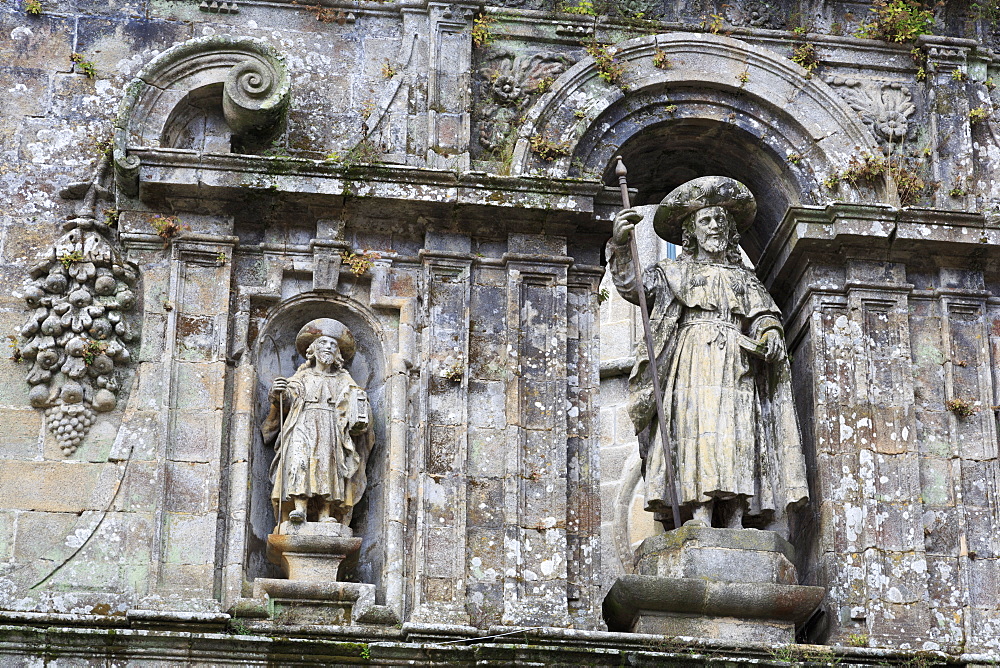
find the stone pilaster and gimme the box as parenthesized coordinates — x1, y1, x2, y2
(566, 265, 603, 627)
(763, 204, 1000, 651)
(144, 231, 236, 605)
(410, 237, 473, 625)
(500, 234, 572, 627)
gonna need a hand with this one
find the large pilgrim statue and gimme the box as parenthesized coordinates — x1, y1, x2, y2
(608, 176, 809, 531)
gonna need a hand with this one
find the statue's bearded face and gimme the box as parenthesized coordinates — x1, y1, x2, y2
(309, 336, 344, 369)
(692, 206, 730, 255)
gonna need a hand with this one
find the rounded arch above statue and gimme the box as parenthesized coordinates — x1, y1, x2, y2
(254, 294, 387, 393)
(510, 32, 896, 261)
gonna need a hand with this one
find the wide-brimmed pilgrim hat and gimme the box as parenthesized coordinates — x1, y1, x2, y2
(652, 176, 756, 244)
(294, 318, 357, 361)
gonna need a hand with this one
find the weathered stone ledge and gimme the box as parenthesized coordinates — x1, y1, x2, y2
(0, 620, 993, 666)
(132, 148, 605, 216)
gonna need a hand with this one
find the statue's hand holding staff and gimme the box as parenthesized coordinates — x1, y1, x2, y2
(613, 208, 644, 245)
(270, 377, 288, 402)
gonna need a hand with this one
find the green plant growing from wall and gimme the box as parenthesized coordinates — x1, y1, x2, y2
(70, 53, 97, 78)
(584, 41, 627, 89)
(911, 47, 928, 82)
(972, 0, 1000, 25)
(340, 249, 380, 276)
(102, 208, 119, 227)
(7, 336, 23, 363)
(472, 13, 495, 47)
(891, 162, 926, 206)
(381, 60, 396, 79)
(530, 76, 555, 95)
(360, 98, 376, 122)
(842, 152, 888, 185)
(846, 632, 869, 647)
(828, 149, 928, 206)
(301, 2, 352, 24)
(790, 27, 820, 77)
(529, 134, 572, 161)
(946, 398, 979, 417)
(855, 0, 934, 43)
(442, 360, 464, 382)
(701, 12, 725, 34)
(24, 0, 42, 15)
(652, 49, 672, 69)
(89, 133, 113, 158)
(58, 250, 84, 269)
(560, 0, 597, 16)
(342, 138, 384, 166)
(951, 68, 969, 82)
(151, 214, 189, 247)
(81, 339, 109, 366)
(969, 106, 991, 124)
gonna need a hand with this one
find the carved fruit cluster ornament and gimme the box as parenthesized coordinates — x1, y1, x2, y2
(19, 215, 137, 455)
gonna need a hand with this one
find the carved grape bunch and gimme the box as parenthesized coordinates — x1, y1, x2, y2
(18, 216, 138, 455)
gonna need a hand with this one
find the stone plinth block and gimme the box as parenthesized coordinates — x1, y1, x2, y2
(603, 526, 825, 643)
(257, 522, 398, 626)
(252, 578, 379, 626)
(266, 521, 360, 581)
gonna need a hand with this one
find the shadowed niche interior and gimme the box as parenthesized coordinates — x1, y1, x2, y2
(599, 118, 800, 264)
(160, 83, 232, 153)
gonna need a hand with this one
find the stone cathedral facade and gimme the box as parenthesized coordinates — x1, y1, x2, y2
(2, 0, 1000, 664)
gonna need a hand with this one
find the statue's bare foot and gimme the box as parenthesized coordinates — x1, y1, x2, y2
(289, 509, 306, 523)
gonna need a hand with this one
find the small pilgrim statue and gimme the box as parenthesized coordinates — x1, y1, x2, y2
(261, 318, 373, 528)
(608, 176, 808, 531)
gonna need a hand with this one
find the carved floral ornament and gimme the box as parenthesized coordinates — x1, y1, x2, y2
(476, 50, 575, 153)
(18, 215, 138, 455)
(826, 77, 916, 144)
(725, 0, 783, 29)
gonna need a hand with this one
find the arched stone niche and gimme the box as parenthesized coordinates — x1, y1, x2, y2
(246, 295, 388, 592)
(113, 35, 291, 194)
(511, 32, 894, 262)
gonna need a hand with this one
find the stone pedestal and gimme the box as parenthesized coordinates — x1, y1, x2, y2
(253, 521, 395, 626)
(603, 525, 825, 643)
(265, 520, 361, 581)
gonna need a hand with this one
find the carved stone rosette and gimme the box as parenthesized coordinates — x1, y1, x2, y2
(18, 216, 138, 455)
(826, 77, 916, 145)
(476, 50, 575, 155)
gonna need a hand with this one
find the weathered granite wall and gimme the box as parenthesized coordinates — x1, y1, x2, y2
(2, 0, 1000, 663)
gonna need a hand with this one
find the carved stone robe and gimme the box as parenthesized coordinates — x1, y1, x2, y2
(262, 365, 372, 523)
(608, 243, 809, 524)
